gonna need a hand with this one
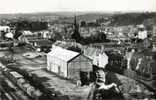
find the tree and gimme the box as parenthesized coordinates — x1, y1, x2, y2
(80, 21, 86, 27)
(143, 18, 154, 31)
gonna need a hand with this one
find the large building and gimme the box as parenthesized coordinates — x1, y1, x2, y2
(47, 47, 92, 80)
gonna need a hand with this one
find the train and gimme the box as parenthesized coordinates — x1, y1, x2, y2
(0, 64, 43, 99)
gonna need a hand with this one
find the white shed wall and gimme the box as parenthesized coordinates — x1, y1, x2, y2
(47, 55, 68, 77)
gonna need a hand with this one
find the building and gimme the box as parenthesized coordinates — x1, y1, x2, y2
(0, 26, 10, 39)
(30, 39, 53, 52)
(92, 51, 108, 68)
(83, 46, 127, 74)
(22, 30, 32, 36)
(138, 30, 147, 40)
(137, 24, 148, 40)
(83, 47, 108, 68)
(152, 26, 156, 51)
(51, 40, 82, 50)
(0, 26, 10, 32)
(47, 47, 92, 80)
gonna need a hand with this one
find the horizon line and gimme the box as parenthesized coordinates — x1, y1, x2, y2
(0, 10, 156, 15)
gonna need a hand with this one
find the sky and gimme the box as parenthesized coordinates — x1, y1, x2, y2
(0, 0, 155, 14)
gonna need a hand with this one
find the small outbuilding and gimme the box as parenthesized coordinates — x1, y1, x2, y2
(47, 47, 92, 80)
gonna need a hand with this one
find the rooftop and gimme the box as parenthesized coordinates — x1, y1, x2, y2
(48, 47, 80, 62)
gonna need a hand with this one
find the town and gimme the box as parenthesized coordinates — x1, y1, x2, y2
(0, 12, 156, 100)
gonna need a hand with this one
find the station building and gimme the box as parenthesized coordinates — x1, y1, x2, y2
(47, 47, 92, 80)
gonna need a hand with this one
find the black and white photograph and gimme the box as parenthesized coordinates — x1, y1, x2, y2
(0, 0, 156, 100)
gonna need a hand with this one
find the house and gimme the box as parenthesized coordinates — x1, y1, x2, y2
(0, 26, 10, 39)
(83, 46, 127, 74)
(47, 47, 92, 80)
(4, 32, 13, 39)
(31, 39, 53, 52)
(51, 40, 82, 50)
(37, 30, 52, 39)
(22, 31, 32, 36)
(0, 26, 10, 32)
(83, 47, 108, 68)
(138, 30, 147, 40)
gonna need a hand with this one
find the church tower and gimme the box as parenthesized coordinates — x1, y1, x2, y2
(71, 15, 81, 42)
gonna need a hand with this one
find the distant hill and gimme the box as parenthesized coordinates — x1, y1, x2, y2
(0, 13, 60, 21)
(0, 12, 156, 26)
(0, 12, 113, 22)
(59, 13, 113, 23)
(110, 12, 156, 26)
(59, 12, 156, 26)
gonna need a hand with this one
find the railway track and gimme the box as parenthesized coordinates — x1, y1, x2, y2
(0, 70, 31, 100)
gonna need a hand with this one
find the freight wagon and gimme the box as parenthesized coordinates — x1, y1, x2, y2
(0, 65, 43, 99)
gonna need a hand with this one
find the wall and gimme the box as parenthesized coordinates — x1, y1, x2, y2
(67, 55, 92, 80)
(47, 55, 68, 77)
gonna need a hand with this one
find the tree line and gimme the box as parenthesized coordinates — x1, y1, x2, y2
(10, 20, 48, 31)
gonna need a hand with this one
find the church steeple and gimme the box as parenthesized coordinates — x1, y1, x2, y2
(73, 15, 78, 32)
(71, 15, 81, 42)
(74, 15, 77, 26)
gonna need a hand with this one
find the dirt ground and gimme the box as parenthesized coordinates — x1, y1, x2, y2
(0, 47, 155, 100)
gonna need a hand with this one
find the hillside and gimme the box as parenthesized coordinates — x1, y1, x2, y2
(0, 12, 113, 22)
(0, 12, 156, 26)
(110, 12, 156, 26)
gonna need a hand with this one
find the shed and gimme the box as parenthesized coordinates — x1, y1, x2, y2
(47, 47, 92, 80)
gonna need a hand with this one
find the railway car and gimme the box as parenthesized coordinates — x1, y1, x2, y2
(0, 64, 6, 69)
(17, 78, 26, 88)
(3, 67, 11, 76)
(27, 86, 36, 97)
(1, 65, 44, 99)
(33, 89, 43, 99)
(23, 83, 31, 93)
(9, 71, 23, 84)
